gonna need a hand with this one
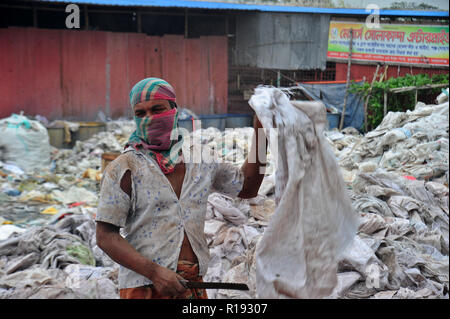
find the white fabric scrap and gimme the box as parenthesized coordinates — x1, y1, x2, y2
(249, 87, 358, 299)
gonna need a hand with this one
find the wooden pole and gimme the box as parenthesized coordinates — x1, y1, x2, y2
(363, 63, 380, 132)
(225, 16, 229, 35)
(84, 5, 89, 30)
(137, 10, 142, 33)
(379, 65, 388, 82)
(32, 6, 37, 27)
(384, 90, 388, 116)
(389, 83, 449, 93)
(184, 9, 188, 38)
(414, 89, 418, 106)
(339, 28, 353, 131)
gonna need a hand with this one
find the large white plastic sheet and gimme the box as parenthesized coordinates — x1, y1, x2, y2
(249, 87, 358, 298)
(0, 114, 51, 172)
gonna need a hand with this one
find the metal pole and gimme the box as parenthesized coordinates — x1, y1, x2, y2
(339, 28, 353, 131)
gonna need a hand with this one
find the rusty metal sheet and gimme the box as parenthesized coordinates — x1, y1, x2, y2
(205, 36, 228, 114)
(107, 32, 129, 119)
(107, 32, 147, 119)
(61, 30, 107, 121)
(0, 28, 63, 120)
(161, 35, 188, 107)
(185, 37, 208, 115)
(126, 32, 147, 95)
(32, 28, 64, 119)
(0, 28, 21, 119)
(146, 36, 163, 79)
(0, 27, 229, 121)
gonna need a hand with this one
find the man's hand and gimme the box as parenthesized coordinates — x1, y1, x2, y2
(96, 221, 188, 297)
(149, 264, 188, 297)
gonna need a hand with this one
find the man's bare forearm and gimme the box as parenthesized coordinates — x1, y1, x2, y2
(238, 117, 267, 198)
(96, 222, 188, 296)
(96, 222, 157, 280)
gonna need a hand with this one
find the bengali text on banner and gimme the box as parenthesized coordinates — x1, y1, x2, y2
(327, 21, 449, 66)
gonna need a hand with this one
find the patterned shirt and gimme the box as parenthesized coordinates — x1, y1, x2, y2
(95, 144, 244, 289)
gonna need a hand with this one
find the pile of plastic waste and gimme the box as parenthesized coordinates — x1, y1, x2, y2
(205, 96, 449, 299)
(0, 117, 128, 298)
(0, 212, 118, 298)
(0, 91, 448, 299)
(326, 101, 449, 185)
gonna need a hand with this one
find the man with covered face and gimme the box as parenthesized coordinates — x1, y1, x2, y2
(96, 78, 266, 299)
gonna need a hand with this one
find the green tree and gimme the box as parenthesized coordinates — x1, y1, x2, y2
(350, 73, 449, 131)
(388, 1, 439, 10)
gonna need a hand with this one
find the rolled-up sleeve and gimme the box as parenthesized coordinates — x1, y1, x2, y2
(95, 159, 131, 228)
(211, 163, 244, 198)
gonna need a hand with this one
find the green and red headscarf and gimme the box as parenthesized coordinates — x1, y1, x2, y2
(129, 77, 176, 107)
(126, 78, 183, 174)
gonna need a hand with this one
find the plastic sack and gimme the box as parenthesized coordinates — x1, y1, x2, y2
(436, 88, 449, 105)
(0, 114, 51, 172)
(249, 87, 358, 299)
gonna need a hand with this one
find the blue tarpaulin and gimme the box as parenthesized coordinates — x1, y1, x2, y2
(295, 81, 365, 131)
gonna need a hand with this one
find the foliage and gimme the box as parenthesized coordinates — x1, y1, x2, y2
(350, 73, 449, 130)
(388, 1, 439, 10)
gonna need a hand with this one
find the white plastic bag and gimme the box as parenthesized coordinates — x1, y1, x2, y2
(0, 114, 51, 172)
(249, 88, 358, 299)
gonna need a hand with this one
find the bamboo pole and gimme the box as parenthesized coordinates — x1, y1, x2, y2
(379, 64, 389, 117)
(389, 83, 448, 93)
(339, 28, 353, 131)
(379, 65, 389, 82)
(363, 63, 381, 132)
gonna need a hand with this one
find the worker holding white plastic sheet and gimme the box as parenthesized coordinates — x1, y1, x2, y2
(95, 78, 267, 299)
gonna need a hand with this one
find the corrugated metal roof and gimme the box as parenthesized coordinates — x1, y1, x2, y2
(235, 13, 331, 70)
(32, 0, 449, 17)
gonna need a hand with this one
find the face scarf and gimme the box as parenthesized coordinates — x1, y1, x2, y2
(126, 78, 183, 174)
